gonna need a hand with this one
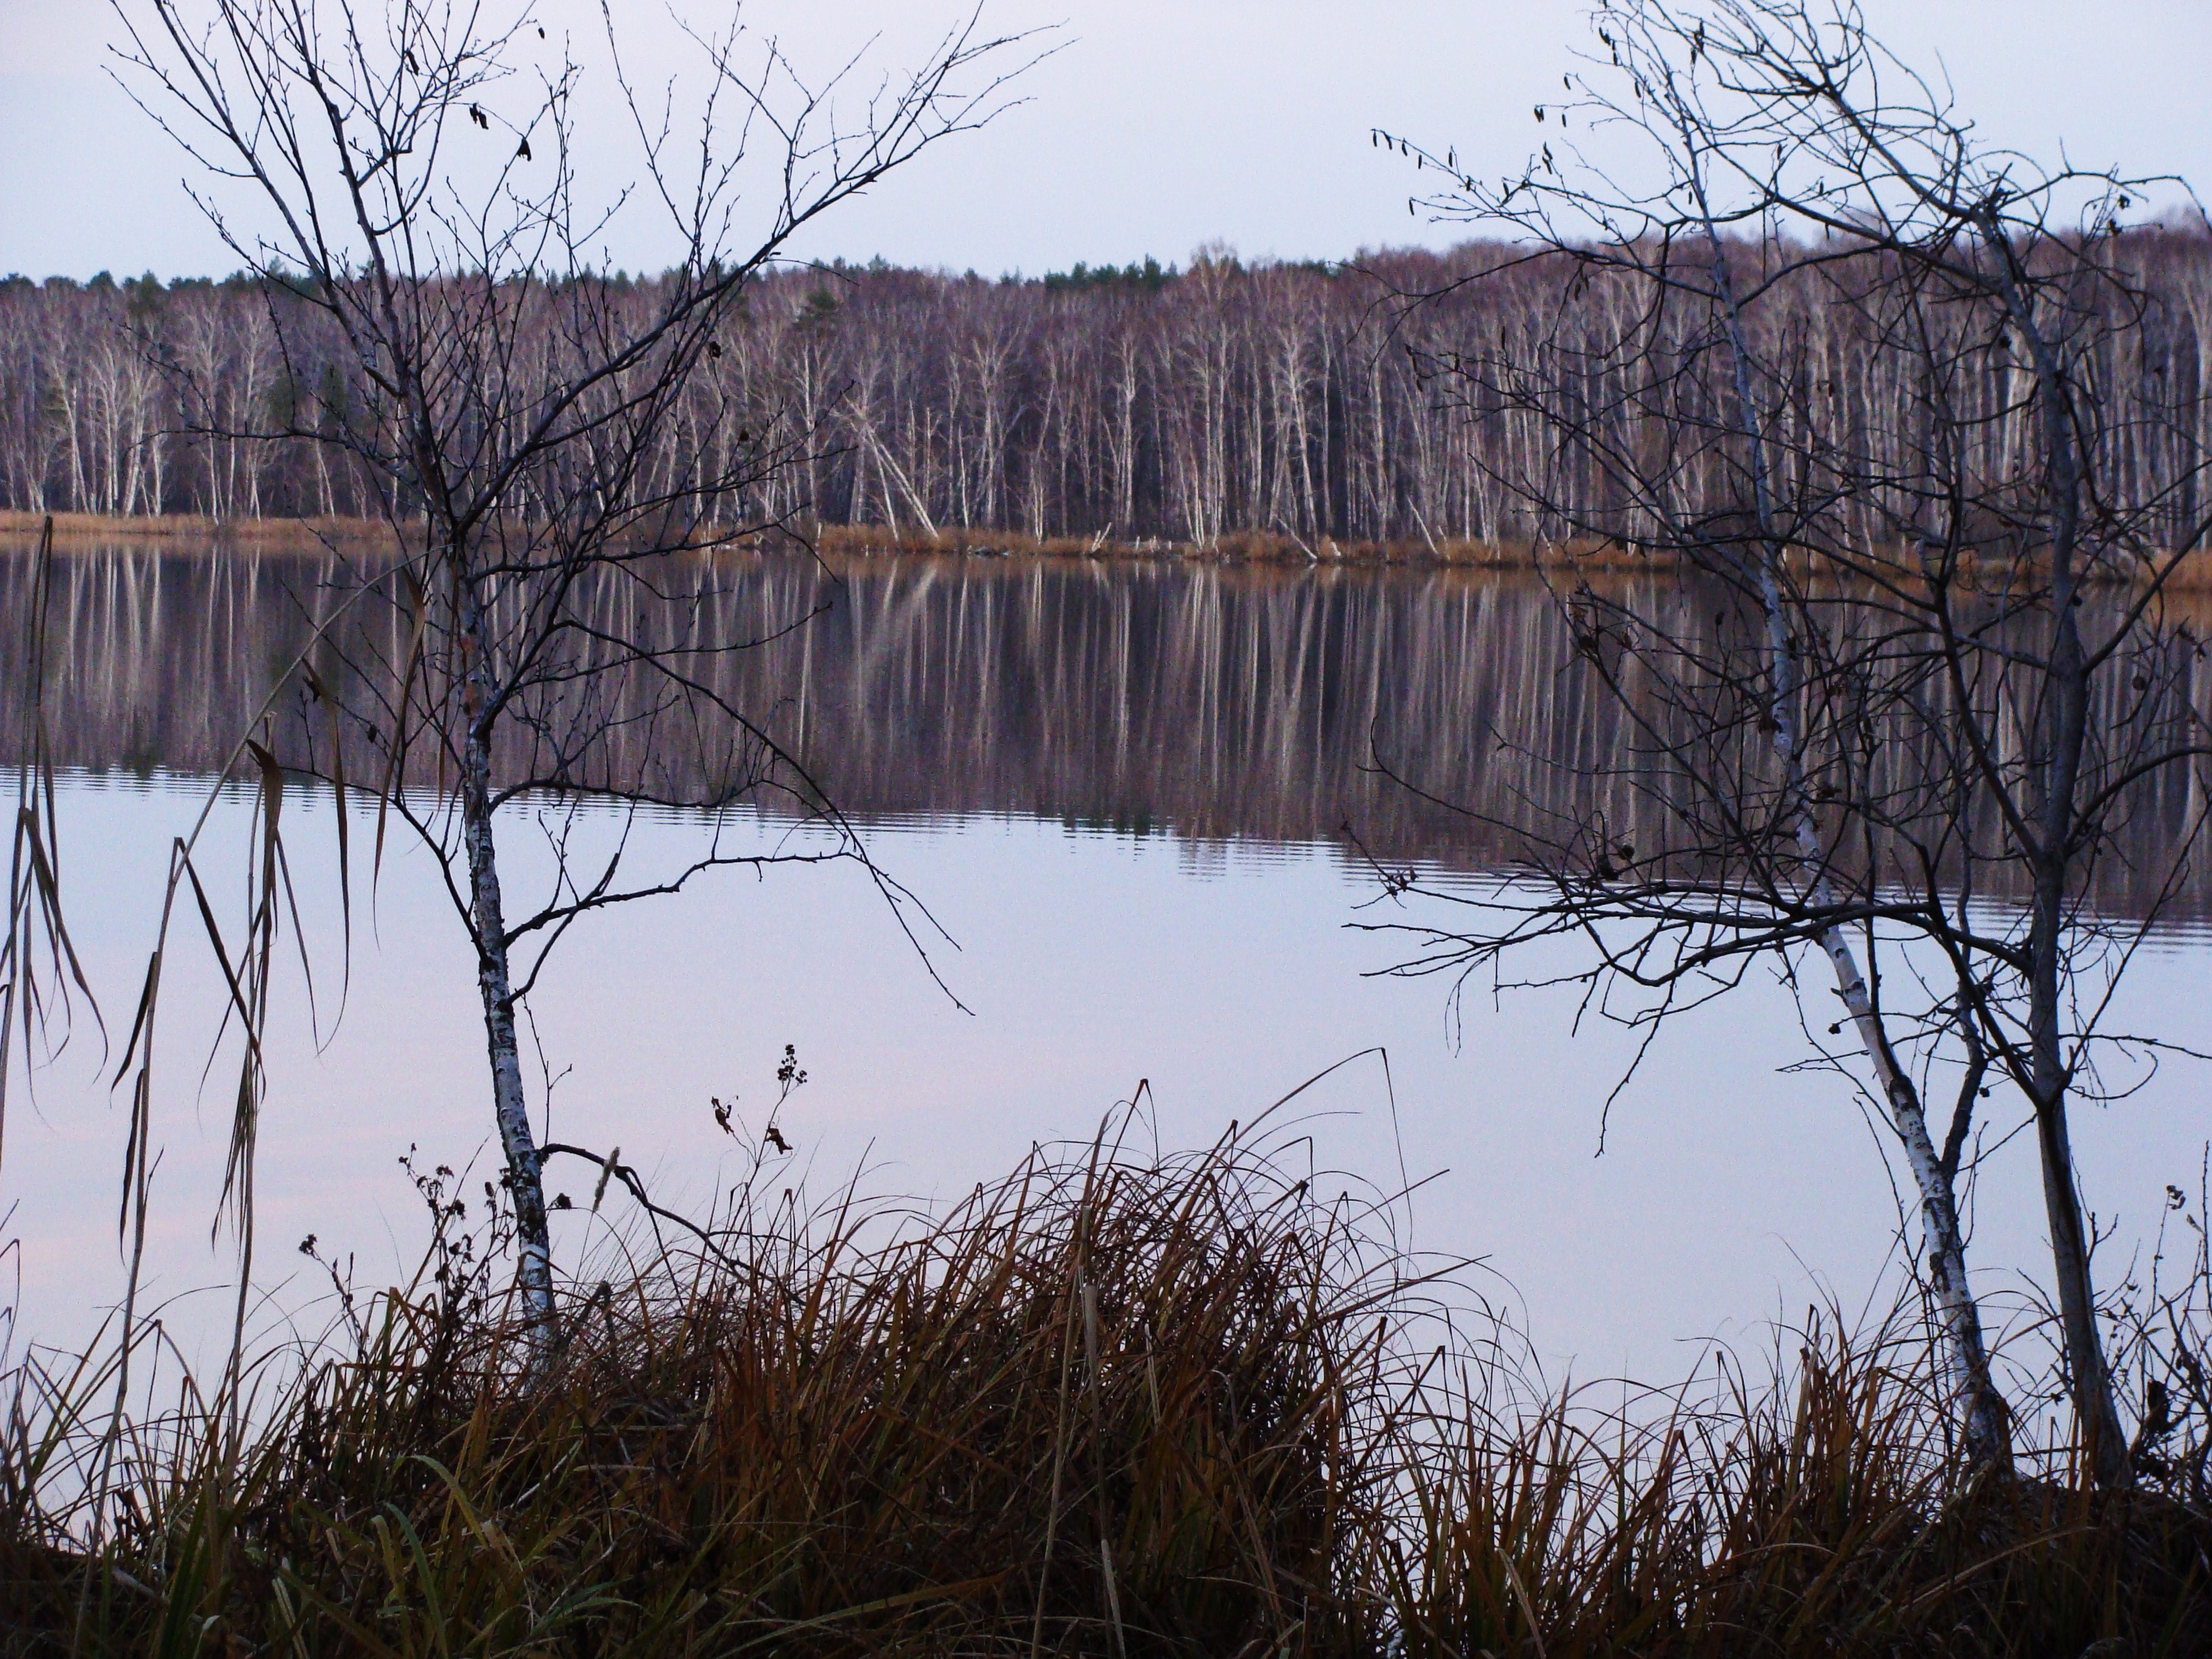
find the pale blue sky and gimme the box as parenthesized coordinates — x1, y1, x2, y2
(3, 1, 2207, 281)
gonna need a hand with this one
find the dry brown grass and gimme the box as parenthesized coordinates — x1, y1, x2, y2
(0, 1126, 2205, 1658)
(0, 513, 1660, 570)
(797, 522, 1664, 570)
(18, 513, 2212, 589)
(0, 512, 404, 554)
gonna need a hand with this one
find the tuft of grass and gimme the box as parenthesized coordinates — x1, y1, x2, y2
(0, 1126, 2206, 1657)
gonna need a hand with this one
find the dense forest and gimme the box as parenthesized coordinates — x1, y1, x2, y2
(4, 236, 2211, 550)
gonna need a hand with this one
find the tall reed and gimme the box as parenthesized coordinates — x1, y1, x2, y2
(1, 1126, 2205, 1656)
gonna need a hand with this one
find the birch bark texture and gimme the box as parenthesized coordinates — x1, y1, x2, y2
(1373, 0, 2212, 1483)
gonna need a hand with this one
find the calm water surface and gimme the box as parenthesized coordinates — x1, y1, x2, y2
(2, 541, 2205, 1384)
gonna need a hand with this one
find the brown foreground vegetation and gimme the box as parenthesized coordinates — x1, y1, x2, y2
(0, 1130, 2204, 1658)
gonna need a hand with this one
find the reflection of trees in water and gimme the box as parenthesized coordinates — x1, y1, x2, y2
(5, 540, 2208, 919)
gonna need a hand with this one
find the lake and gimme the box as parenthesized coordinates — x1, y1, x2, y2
(2, 537, 2205, 1389)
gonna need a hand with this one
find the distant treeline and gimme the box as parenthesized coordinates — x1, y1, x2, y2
(5, 237, 2211, 548)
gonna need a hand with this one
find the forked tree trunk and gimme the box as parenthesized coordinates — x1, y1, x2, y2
(1813, 916, 2011, 1468)
(1762, 547, 2011, 1469)
(1698, 206, 2012, 1471)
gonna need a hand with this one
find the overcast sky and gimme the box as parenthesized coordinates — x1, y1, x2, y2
(3, 1, 2207, 282)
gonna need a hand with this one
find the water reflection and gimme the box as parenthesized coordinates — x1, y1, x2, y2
(0, 539, 2205, 1389)
(8, 539, 2210, 924)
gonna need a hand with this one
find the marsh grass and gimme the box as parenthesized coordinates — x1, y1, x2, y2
(0, 510, 1643, 569)
(22, 514, 2212, 599)
(0, 1126, 2206, 1657)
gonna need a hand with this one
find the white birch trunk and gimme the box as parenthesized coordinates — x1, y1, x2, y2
(457, 584, 556, 1349)
(1694, 192, 2011, 1467)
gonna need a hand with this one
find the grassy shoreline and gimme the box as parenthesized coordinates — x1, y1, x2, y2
(0, 510, 1640, 569)
(2, 1130, 2205, 1657)
(11, 512, 2212, 590)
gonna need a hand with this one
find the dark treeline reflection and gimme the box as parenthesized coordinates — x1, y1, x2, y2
(5, 540, 2209, 920)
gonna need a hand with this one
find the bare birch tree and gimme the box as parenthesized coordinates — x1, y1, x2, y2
(1372, 0, 2212, 1483)
(111, 0, 1032, 1356)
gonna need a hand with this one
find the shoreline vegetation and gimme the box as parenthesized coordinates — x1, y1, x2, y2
(0, 509, 1685, 568)
(6, 238, 2211, 567)
(6, 0, 2210, 1643)
(3, 1129, 2208, 1657)
(10, 514, 2212, 590)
